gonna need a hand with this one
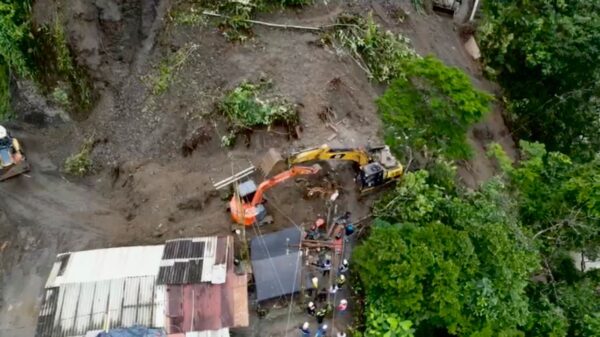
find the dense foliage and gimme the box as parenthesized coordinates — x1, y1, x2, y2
(489, 141, 600, 258)
(356, 171, 538, 335)
(479, 0, 600, 160)
(362, 307, 415, 337)
(377, 56, 491, 161)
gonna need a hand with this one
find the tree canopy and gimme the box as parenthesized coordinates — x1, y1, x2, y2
(377, 56, 491, 162)
(478, 0, 600, 160)
(355, 171, 538, 336)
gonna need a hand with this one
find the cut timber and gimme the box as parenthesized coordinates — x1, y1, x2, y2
(326, 122, 338, 133)
(464, 36, 481, 60)
(212, 166, 256, 190)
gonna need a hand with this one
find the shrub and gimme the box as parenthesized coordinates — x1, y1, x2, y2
(334, 13, 417, 82)
(144, 43, 198, 95)
(219, 80, 298, 146)
(64, 139, 94, 176)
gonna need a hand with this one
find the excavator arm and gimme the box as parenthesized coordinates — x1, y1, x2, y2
(251, 164, 321, 206)
(288, 145, 371, 166)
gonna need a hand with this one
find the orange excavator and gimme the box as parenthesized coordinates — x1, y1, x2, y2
(230, 164, 321, 226)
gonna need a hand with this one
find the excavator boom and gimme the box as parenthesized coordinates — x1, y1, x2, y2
(251, 164, 321, 205)
(288, 145, 370, 166)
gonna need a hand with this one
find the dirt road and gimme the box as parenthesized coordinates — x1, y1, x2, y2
(0, 132, 128, 337)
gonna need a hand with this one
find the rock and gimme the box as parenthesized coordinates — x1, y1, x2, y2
(464, 36, 481, 60)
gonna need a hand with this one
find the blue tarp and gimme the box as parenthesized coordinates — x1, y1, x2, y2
(95, 326, 166, 337)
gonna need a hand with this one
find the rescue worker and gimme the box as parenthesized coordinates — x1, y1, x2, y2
(299, 322, 310, 337)
(339, 259, 349, 273)
(337, 299, 348, 312)
(315, 307, 326, 324)
(315, 324, 328, 337)
(344, 222, 355, 237)
(322, 259, 332, 277)
(307, 301, 316, 316)
(336, 274, 346, 289)
(316, 287, 328, 303)
(308, 276, 319, 297)
(328, 284, 338, 295)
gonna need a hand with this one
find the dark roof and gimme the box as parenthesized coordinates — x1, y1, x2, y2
(157, 237, 227, 285)
(162, 240, 205, 259)
(250, 227, 303, 301)
(251, 227, 301, 260)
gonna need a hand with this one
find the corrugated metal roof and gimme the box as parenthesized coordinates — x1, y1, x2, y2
(157, 237, 227, 285)
(37, 236, 245, 337)
(36, 276, 165, 337)
(165, 237, 248, 333)
(47, 245, 165, 287)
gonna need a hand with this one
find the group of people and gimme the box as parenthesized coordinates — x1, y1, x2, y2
(299, 258, 351, 337)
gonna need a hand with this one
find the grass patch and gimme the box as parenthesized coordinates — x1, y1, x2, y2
(144, 43, 198, 95)
(169, 3, 207, 27)
(334, 12, 417, 83)
(31, 18, 95, 117)
(219, 80, 298, 147)
(64, 138, 94, 176)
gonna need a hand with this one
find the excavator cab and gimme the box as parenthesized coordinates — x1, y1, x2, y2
(357, 162, 385, 189)
(236, 180, 268, 224)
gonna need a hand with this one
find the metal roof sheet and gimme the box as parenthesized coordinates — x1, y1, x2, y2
(36, 276, 165, 337)
(47, 245, 165, 287)
(37, 236, 245, 337)
(165, 237, 248, 333)
(250, 227, 303, 301)
(158, 237, 227, 285)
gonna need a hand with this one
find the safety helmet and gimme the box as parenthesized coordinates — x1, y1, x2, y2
(0, 125, 7, 139)
(340, 299, 348, 305)
(342, 259, 349, 266)
(302, 322, 309, 330)
(339, 275, 346, 281)
(322, 324, 328, 330)
(308, 301, 315, 308)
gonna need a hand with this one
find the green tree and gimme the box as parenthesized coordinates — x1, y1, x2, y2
(355, 171, 538, 335)
(479, 0, 600, 160)
(377, 56, 491, 162)
(489, 141, 600, 258)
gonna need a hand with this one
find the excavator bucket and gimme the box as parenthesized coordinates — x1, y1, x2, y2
(256, 148, 286, 177)
(0, 159, 30, 181)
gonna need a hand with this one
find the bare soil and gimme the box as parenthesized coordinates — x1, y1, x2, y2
(0, 1, 515, 336)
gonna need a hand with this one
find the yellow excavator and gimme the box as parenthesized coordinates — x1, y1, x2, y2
(259, 144, 403, 192)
